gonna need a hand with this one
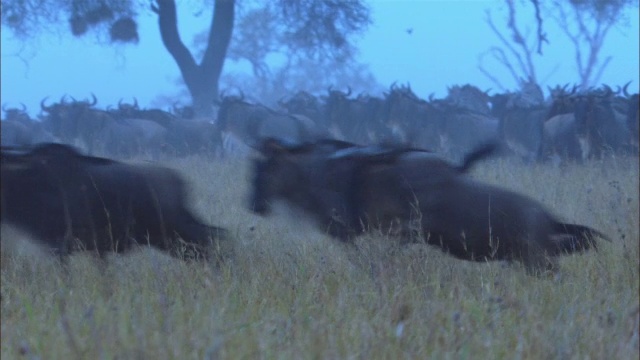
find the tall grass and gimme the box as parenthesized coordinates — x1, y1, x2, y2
(2, 155, 638, 359)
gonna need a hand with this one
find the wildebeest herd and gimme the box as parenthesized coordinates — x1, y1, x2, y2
(1, 82, 635, 275)
(1, 82, 638, 163)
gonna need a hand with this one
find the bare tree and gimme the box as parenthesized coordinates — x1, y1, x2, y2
(479, 0, 636, 92)
(2, 0, 233, 117)
(152, 0, 234, 117)
(195, 0, 374, 101)
(478, 0, 546, 91)
(550, 0, 637, 89)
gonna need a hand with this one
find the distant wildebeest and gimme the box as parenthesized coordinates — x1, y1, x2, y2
(1, 119, 58, 147)
(382, 84, 442, 148)
(491, 91, 546, 163)
(96, 117, 169, 158)
(1, 143, 230, 261)
(542, 85, 635, 162)
(1, 103, 57, 146)
(217, 95, 326, 154)
(573, 85, 631, 157)
(109, 100, 222, 157)
(278, 91, 325, 127)
(324, 87, 389, 144)
(250, 138, 608, 274)
(445, 84, 493, 115)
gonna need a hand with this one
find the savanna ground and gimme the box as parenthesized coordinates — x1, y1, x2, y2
(1, 152, 638, 359)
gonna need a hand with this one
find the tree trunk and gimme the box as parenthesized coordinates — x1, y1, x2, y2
(154, 0, 235, 118)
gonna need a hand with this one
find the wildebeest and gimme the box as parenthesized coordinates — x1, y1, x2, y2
(324, 87, 389, 144)
(250, 138, 608, 274)
(250, 138, 496, 239)
(108, 100, 222, 157)
(217, 95, 326, 153)
(1, 119, 58, 147)
(40, 95, 117, 154)
(491, 91, 546, 163)
(1, 143, 230, 261)
(250, 137, 364, 238)
(1, 104, 57, 146)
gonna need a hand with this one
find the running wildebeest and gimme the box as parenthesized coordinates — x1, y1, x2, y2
(250, 138, 608, 275)
(250, 138, 496, 239)
(250, 137, 361, 238)
(1, 143, 230, 261)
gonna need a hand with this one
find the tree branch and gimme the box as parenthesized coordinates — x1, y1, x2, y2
(529, 0, 548, 54)
(201, 0, 235, 81)
(153, 0, 198, 89)
(477, 51, 507, 91)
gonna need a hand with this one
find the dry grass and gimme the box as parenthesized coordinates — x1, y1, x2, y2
(2, 154, 638, 359)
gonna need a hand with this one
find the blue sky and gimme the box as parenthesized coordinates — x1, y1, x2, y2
(1, 1, 638, 116)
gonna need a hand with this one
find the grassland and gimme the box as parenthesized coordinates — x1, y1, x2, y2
(1, 154, 638, 359)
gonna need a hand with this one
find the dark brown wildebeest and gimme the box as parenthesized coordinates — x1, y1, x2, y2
(250, 138, 608, 274)
(336, 147, 608, 274)
(1, 143, 230, 261)
(249, 138, 496, 240)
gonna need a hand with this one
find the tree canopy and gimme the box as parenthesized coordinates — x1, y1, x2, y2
(1, 0, 372, 116)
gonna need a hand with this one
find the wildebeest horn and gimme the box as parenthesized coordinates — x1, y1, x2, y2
(601, 84, 613, 97)
(41, 97, 54, 112)
(20, 103, 26, 112)
(622, 81, 632, 97)
(89, 93, 97, 106)
(345, 86, 352, 97)
(570, 84, 578, 95)
(61, 95, 70, 104)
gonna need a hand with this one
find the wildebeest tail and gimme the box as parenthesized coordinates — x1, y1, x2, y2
(457, 142, 499, 172)
(550, 222, 610, 254)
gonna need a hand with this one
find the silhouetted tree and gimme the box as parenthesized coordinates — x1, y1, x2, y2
(478, 0, 636, 91)
(1, 0, 371, 116)
(550, 0, 637, 89)
(479, 0, 544, 91)
(200, 1, 376, 102)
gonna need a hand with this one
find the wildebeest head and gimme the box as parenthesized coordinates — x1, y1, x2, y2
(250, 137, 356, 215)
(2, 103, 30, 123)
